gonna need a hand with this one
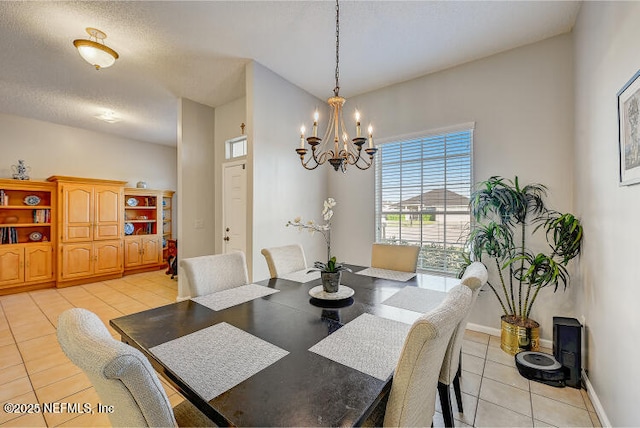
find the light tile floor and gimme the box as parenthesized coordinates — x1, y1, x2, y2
(0, 271, 601, 427)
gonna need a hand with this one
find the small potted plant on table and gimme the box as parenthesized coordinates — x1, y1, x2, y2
(287, 198, 350, 292)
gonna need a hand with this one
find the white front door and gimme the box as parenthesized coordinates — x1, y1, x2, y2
(222, 161, 247, 255)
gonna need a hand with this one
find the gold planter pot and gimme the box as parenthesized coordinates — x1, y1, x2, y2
(500, 315, 540, 355)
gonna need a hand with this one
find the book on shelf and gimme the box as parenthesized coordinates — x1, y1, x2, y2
(0, 227, 18, 244)
(32, 209, 50, 224)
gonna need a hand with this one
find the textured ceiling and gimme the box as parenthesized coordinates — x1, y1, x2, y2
(0, 1, 581, 146)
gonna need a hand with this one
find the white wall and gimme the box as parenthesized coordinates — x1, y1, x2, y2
(573, 2, 640, 426)
(213, 97, 246, 254)
(247, 62, 327, 282)
(177, 98, 215, 297)
(0, 113, 176, 189)
(329, 34, 575, 339)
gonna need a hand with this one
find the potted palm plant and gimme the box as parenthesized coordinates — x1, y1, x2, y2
(466, 176, 583, 355)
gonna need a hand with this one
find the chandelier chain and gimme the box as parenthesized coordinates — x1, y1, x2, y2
(334, 0, 340, 96)
(295, 0, 377, 172)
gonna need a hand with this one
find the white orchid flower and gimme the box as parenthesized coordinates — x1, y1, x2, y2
(327, 197, 336, 207)
(294, 216, 301, 223)
(323, 209, 333, 221)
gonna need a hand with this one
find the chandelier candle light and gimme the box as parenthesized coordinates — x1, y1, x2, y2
(296, 0, 377, 172)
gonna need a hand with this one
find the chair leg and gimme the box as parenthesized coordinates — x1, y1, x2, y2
(438, 381, 455, 428)
(453, 372, 463, 413)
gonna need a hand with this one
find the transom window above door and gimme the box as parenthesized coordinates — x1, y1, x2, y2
(225, 136, 247, 160)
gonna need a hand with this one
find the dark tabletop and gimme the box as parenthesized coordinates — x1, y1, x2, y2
(110, 265, 426, 427)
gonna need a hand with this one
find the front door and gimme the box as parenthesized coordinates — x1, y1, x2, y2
(222, 161, 247, 255)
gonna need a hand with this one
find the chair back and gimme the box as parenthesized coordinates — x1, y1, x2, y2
(439, 261, 489, 385)
(371, 243, 420, 273)
(384, 284, 472, 427)
(260, 244, 307, 278)
(180, 251, 249, 297)
(57, 308, 176, 427)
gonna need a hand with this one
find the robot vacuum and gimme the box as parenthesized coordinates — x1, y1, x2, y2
(515, 351, 566, 387)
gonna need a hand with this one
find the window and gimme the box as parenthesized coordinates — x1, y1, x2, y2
(225, 136, 247, 159)
(375, 125, 473, 275)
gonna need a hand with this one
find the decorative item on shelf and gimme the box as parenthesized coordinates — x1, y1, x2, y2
(286, 198, 351, 293)
(124, 222, 134, 235)
(29, 231, 43, 242)
(136, 181, 147, 189)
(463, 176, 583, 355)
(73, 27, 119, 70)
(23, 195, 41, 206)
(126, 197, 138, 207)
(295, 0, 377, 173)
(11, 160, 30, 180)
(136, 215, 147, 220)
(3, 216, 18, 224)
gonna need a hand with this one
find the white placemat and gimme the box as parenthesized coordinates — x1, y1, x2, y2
(355, 267, 417, 282)
(192, 283, 279, 311)
(382, 286, 447, 314)
(309, 313, 411, 381)
(150, 322, 289, 401)
(279, 269, 321, 283)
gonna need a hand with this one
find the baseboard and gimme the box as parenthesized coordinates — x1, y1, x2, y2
(466, 322, 553, 349)
(582, 370, 611, 427)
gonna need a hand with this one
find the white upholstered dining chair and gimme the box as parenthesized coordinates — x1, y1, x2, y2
(371, 243, 420, 273)
(180, 251, 249, 298)
(438, 261, 488, 427)
(260, 244, 307, 278)
(57, 308, 216, 427)
(381, 283, 473, 427)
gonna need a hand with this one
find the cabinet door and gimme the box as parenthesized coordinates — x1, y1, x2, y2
(94, 240, 123, 275)
(25, 244, 53, 283)
(61, 243, 93, 280)
(124, 238, 142, 268)
(0, 247, 24, 286)
(141, 237, 161, 265)
(62, 184, 93, 242)
(95, 186, 122, 240)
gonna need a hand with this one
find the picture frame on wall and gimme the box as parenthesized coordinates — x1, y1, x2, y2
(617, 69, 640, 186)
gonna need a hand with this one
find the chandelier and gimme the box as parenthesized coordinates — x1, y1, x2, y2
(73, 28, 119, 70)
(296, 0, 377, 172)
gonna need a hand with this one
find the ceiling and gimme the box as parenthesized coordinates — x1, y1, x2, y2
(0, 1, 581, 147)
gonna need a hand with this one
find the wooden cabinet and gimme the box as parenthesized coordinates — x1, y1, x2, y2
(162, 190, 174, 262)
(60, 241, 122, 280)
(0, 246, 23, 285)
(0, 179, 55, 294)
(48, 176, 126, 286)
(124, 235, 161, 268)
(0, 244, 54, 289)
(123, 188, 166, 273)
(25, 245, 53, 282)
(60, 182, 122, 242)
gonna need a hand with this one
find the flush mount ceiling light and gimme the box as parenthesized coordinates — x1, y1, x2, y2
(94, 111, 120, 123)
(73, 27, 119, 70)
(296, 0, 377, 172)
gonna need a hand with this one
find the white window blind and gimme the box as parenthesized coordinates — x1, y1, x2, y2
(375, 127, 473, 275)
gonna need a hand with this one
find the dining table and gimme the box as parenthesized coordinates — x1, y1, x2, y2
(109, 265, 458, 427)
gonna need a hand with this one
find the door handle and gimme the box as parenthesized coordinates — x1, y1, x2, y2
(226, 227, 230, 232)
(224, 236, 230, 241)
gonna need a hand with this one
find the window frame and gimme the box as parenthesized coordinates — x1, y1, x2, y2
(225, 135, 247, 160)
(374, 122, 475, 276)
